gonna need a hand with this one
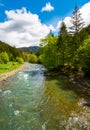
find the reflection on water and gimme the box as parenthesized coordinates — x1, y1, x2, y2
(0, 63, 90, 130)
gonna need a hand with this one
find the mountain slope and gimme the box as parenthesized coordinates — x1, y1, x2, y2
(0, 41, 24, 59)
(18, 46, 39, 54)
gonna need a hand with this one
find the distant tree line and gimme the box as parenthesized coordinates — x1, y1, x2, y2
(0, 40, 39, 64)
(39, 6, 90, 75)
(0, 41, 25, 64)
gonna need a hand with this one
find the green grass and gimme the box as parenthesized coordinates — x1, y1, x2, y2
(0, 62, 22, 74)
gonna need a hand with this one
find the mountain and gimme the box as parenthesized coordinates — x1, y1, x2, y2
(18, 46, 39, 54)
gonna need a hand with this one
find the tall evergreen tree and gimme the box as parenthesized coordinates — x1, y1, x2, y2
(48, 29, 54, 37)
(70, 5, 84, 49)
(69, 5, 84, 35)
(69, 6, 84, 68)
(57, 21, 69, 66)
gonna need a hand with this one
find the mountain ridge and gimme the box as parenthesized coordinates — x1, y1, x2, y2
(18, 46, 39, 54)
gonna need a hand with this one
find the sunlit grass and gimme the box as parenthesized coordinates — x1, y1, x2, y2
(0, 62, 22, 74)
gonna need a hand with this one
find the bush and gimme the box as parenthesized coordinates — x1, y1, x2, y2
(16, 57, 24, 64)
(0, 52, 9, 63)
(28, 54, 38, 63)
(38, 55, 43, 63)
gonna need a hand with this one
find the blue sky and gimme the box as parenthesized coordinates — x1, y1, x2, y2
(0, 0, 90, 23)
(0, 0, 90, 47)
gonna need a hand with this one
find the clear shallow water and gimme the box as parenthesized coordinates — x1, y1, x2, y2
(0, 63, 90, 130)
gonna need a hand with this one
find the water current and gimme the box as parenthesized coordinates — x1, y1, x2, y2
(0, 63, 90, 130)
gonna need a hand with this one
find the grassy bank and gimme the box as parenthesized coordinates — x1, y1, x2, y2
(0, 62, 23, 74)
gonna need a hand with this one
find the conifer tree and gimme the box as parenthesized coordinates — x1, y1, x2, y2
(57, 21, 69, 66)
(70, 5, 84, 35)
(69, 6, 84, 68)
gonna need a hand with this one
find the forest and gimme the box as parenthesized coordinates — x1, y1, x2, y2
(39, 6, 90, 76)
(0, 40, 38, 64)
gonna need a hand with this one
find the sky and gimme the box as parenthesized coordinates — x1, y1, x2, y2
(0, 0, 90, 47)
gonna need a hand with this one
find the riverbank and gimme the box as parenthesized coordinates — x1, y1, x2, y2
(44, 68, 90, 105)
(44, 68, 90, 129)
(44, 68, 90, 88)
(0, 63, 27, 81)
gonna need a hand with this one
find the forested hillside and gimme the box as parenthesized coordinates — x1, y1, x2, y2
(0, 40, 39, 65)
(19, 46, 39, 54)
(0, 41, 25, 73)
(0, 41, 24, 62)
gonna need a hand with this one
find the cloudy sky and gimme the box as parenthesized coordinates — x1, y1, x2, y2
(0, 0, 90, 47)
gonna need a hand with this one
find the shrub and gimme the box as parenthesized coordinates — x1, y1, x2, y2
(28, 54, 38, 63)
(0, 52, 9, 63)
(16, 57, 24, 64)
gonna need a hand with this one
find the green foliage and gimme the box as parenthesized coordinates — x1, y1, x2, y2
(39, 13, 90, 74)
(0, 52, 9, 63)
(40, 22, 74, 69)
(38, 55, 43, 63)
(40, 35, 58, 69)
(16, 57, 24, 64)
(0, 41, 26, 74)
(0, 57, 3, 64)
(0, 40, 25, 61)
(57, 21, 71, 66)
(28, 54, 38, 63)
(0, 62, 22, 74)
(77, 36, 90, 72)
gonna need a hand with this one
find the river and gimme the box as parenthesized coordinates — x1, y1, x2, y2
(0, 63, 90, 130)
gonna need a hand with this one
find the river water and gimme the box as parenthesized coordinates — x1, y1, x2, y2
(0, 63, 90, 130)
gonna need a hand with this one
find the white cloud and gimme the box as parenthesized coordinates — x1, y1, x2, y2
(41, 2, 54, 12)
(57, 17, 71, 30)
(0, 7, 54, 47)
(80, 2, 90, 26)
(57, 2, 90, 30)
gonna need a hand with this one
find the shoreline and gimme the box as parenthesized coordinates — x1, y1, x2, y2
(0, 63, 27, 82)
(44, 69, 90, 88)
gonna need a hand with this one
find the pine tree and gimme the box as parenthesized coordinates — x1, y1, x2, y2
(69, 5, 84, 35)
(48, 29, 54, 37)
(57, 21, 68, 66)
(69, 6, 85, 68)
